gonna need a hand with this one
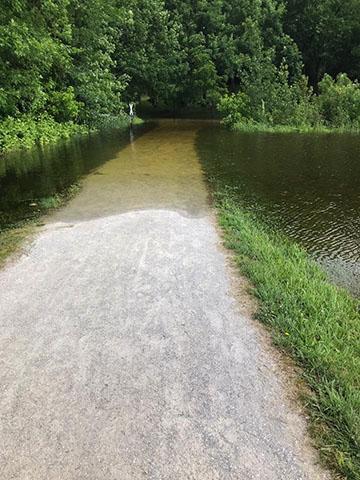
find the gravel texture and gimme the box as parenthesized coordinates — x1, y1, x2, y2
(0, 121, 329, 479)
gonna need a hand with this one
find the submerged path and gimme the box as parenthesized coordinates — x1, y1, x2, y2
(0, 121, 328, 479)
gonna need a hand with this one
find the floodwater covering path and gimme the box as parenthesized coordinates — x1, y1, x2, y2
(0, 121, 328, 479)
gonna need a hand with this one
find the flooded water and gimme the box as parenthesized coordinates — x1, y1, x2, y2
(1, 120, 360, 295)
(196, 126, 360, 296)
(50, 120, 209, 224)
(0, 125, 151, 228)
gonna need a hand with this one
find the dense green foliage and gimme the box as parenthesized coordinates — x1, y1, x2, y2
(219, 72, 360, 131)
(0, 0, 125, 123)
(0, 0, 127, 151)
(117, 0, 302, 109)
(0, 0, 358, 149)
(0, 115, 86, 152)
(285, 0, 360, 86)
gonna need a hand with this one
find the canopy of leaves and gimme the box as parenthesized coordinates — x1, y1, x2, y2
(0, 0, 358, 128)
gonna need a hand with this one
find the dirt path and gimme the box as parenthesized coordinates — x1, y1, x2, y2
(0, 121, 329, 479)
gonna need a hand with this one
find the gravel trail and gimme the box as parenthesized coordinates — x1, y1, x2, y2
(0, 121, 329, 479)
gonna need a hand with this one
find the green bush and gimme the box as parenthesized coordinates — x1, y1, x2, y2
(217, 92, 250, 127)
(218, 63, 321, 130)
(90, 113, 129, 130)
(218, 70, 360, 132)
(46, 87, 82, 123)
(317, 74, 360, 129)
(263, 69, 320, 128)
(0, 115, 87, 152)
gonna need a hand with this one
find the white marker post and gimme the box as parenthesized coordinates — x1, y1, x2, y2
(129, 102, 134, 126)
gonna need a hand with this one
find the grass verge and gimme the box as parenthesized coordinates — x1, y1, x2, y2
(231, 122, 360, 134)
(210, 188, 360, 479)
(0, 184, 80, 268)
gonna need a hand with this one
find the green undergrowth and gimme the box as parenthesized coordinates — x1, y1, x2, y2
(0, 115, 89, 153)
(211, 189, 360, 479)
(132, 117, 145, 125)
(0, 114, 140, 154)
(231, 122, 359, 134)
(91, 113, 142, 129)
(0, 184, 80, 267)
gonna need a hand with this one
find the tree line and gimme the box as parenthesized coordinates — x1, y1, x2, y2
(0, 0, 359, 149)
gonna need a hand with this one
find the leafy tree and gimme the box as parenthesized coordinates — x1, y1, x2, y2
(113, 0, 186, 108)
(0, 0, 359, 143)
(69, 0, 126, 124)
(317, 73, 360, 128)
(285, 0, 360, 85)
(0, 0, 73, 118)
(182, 33, 222, 106)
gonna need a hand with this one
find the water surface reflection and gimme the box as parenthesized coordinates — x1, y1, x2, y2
(0, 125, 152, 227)
(197, 127, 360, 295)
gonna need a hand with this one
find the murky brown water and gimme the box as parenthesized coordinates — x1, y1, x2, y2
(0, 125, 152, 228)
(196, 126, 360, 296)
(1, 120, 360, 295)
(52, 120, 209, 224)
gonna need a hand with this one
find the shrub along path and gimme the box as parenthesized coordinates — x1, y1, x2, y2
(0, 121, 329, 479)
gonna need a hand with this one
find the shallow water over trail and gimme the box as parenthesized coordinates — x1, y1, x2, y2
(51, 120, 209, 224)
(1, 120, 360, 295)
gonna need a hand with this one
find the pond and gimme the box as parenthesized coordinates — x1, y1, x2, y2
(197, 126, 360, 296)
